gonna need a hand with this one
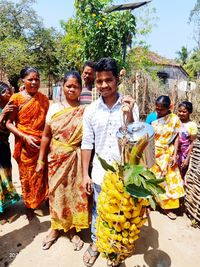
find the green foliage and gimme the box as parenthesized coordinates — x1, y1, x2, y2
(124, 164, 165, 209)
(126, 47, 157, 79)
(73, 0, 136, 68)
(185, 49, 200, 79)
(175, 46, 190, 65)
(97, 154, 116, 172)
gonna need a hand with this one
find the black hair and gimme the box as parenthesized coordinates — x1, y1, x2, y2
(179, 101, 193, 114)
(156, 95, 171, 108)
(95, 57, 118, 78)
(20, 66, 40, 79)
(0, 81, 10, 93)
(83, 60, 96, 71)
(63, 71, 82, 88)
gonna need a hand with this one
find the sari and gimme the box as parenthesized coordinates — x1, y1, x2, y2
(48, 105, 90, 232)
(9, 92, 49, 209)
(178, 121, 198, 178)
(0, 109, 19, 212)
(151, 113, 185, 209)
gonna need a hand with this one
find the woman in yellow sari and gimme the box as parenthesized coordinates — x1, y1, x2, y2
(6, 67, 49, 219)
(36, 71, 90, 250)
(148, 95, 184, 220)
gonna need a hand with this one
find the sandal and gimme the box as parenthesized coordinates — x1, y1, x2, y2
(34, 209, 44, 217)
(42, 234, 59, 250)
(107, 260, 121, 267)
(164, 210, 177, 220)
(71, 235, 84, 251)
(83, 244, 100, 267)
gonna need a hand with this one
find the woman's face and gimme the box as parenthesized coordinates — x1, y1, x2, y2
(22, 72, 40, 95)
(156, 103, 169, 118)
(0, 87, 12, 105)
(63, 77, 82, 101)
(178, 105, 190, 122)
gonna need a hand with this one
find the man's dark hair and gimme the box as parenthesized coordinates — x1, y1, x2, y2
(83, 60, 96, 71)
(95, 57, 118, 78)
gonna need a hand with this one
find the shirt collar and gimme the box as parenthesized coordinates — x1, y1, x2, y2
(98, 93, 122, 109)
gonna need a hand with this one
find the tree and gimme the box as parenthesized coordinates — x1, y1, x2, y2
(73, 0, 136, 68)
(189, 0, 200, 49)
(185, 49, 200, 79)
(175, 46, 190, 65)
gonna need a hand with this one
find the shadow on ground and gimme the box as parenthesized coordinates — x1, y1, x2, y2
(134, 215, 171, 267)
(0, 200, 50, 267)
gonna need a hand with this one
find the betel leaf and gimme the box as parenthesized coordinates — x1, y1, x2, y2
(125, 183, 152, 198)
(97, 154, 116, 172)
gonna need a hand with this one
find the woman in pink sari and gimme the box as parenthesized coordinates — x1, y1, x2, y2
(36, 71, 90, 250)
(178, 101, 198, 179)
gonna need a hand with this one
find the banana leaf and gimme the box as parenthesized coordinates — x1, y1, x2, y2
(97, 154, 116, 172)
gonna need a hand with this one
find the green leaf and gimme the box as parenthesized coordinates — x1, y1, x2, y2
(149, 196, 156, 210)
(145, 178, 165, 185)
(97, 154, 116, 172)
(125, 184, 151, 198)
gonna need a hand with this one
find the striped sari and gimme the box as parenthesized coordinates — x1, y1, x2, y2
(48, 105, 90, 232)
(9, 92, 49, 209)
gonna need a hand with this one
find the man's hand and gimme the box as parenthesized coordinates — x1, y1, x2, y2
(121, 95, 135, 111)
(83, 175, 93, 195)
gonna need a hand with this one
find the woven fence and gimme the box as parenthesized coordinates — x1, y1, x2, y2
(185, 125, 200, 226)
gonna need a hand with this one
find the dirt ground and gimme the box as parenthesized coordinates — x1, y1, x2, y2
(0, 135, 200, 267)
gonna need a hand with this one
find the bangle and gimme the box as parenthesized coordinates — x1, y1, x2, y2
(37, 160, 45, 165)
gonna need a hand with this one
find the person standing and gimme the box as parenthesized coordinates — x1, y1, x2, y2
(177, 101, 198, 179)
(0, 82, 20, 221)
(147, 95, 185, 220)
(81, 58, 136, 267)
(6, 67, 49, 219)
(80, 61, 97, 105)
(36, 71, 90, 250)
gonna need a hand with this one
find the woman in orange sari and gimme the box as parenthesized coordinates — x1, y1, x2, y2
(36, 71, 90, 250)
(6, 67, 49, 218)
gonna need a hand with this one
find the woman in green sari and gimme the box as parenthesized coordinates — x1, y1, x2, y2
(0, 82, 19, 221)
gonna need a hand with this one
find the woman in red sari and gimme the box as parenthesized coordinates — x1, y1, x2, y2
(6, 67, 49, 218)
(36, 71, 90, 250)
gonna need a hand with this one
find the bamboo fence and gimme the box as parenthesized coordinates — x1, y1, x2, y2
(185, 125, 200, 226)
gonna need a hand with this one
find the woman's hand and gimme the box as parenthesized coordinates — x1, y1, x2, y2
(181, 158, 189, 169)
(2, 102, 17, 117)
(22, 134, 40, 149)
(83, 175, 93, 195)
(170, 154, 178, 167)
(35, 160, 45, 173)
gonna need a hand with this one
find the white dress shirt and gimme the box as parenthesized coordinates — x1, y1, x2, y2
(81, 94, 139, 185)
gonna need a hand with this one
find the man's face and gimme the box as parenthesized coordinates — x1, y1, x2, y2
(82, 66, 95, 86)
(95, 71, 118, 99)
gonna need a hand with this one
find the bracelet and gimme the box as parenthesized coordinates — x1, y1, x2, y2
(37, 160, 45, 165)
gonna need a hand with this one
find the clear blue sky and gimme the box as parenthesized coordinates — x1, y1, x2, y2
(29, 0, 197, 59)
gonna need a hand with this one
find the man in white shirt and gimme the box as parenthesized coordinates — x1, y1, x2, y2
(81, 57, 138, 267)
